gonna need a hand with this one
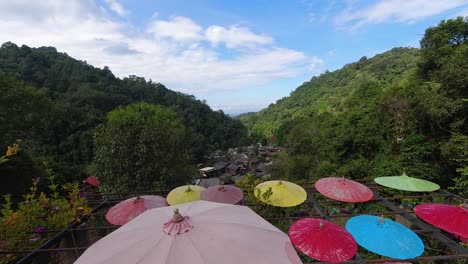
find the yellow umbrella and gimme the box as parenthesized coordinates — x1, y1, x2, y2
(167, 185, 206, 205)
(255, 180, 307, 207)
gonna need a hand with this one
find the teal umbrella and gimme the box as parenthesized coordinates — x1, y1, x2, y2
(346, 215, 424, 259)
(374, 172, 439, 192)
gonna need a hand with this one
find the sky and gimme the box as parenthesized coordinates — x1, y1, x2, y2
(0, 1, 467, 115)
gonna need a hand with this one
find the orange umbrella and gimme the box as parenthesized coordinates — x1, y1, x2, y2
(106, 195, 167, 225)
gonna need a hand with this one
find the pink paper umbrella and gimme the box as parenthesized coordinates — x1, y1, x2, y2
(315, 177, 373, 203)
(414, 203, 468, 238)
(83, 176, 100, 186)
(289, 218, 357, 263)
(76, 200, 302, 264)
(105, 195, 167, 225)
(201, 185, 244, 204)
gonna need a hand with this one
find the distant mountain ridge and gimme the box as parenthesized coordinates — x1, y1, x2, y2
(238, 47, 420, 141)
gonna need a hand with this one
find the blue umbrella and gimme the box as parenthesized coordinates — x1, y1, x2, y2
(346, 215, 424, 259)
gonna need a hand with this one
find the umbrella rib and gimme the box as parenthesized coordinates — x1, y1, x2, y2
(201, 222, 282, 235)
(96, 231, 157, 263)
(135, 234, 167, 264)
(191, 223, 287, 262)
(185, 233, 207, 263)
(186, 203, 235, 218)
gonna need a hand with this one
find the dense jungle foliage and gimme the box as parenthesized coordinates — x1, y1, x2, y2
(0, 42, 248, 199)
(239, 17, 468, 196)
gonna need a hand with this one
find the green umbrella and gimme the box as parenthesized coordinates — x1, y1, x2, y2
(374, 172, 440, 192)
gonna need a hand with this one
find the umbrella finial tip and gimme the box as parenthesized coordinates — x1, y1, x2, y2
(278, 180, 283, 185)
(172, 208, 183, 222)
(379, 215, 385, 223)
(319, 221, 324, 229)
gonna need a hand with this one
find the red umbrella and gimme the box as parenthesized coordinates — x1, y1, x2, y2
(106, 195, 167, 225)
(83, 176, 100, 186)
(414, 203, 468, 238)
(288, 218, 357, 263)
(201, 185, 244, 204)
(315, 177, 373, 203)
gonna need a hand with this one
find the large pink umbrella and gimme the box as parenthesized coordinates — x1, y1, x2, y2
(105, 195, 167, 225)
(315, 177, 373, 203)
(201, 185, 244, 204)
(76, 201, 302, 264)
(414, 203, 468, 238)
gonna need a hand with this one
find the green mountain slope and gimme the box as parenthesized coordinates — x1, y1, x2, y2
(0, 42, 247, 181)
(238, 18, 467, 195)
(239, 47, 420, 141)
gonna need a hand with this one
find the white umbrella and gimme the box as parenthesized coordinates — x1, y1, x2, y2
(75, 200, 302, 264)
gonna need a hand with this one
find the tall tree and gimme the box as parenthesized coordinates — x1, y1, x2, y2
(418, 16, 468, 98)
(94, 102, 194, 193)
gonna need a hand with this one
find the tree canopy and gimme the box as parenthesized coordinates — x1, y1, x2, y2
(94, 102, 193, 192)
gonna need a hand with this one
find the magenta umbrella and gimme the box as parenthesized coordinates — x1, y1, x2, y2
(414, 203, 468, 238)
(105, 195, 167, 225)
(201, 185, 244, 204)
(76, 201, 302, 264)
(315, 177, 373, 203)
(289, 218, 357, 263)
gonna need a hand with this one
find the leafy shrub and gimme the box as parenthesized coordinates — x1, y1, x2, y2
(0, 164, 91, 263)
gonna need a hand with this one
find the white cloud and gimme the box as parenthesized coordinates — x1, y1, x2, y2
(0, 0, 317, 105)
(335, 0, 468, 29)
(308, 12, 316, 23)
(146, 18, 274, 49)
(147, 16, 203, 42)
(453, 7, 468, 17)
(205, 25, 273, 48)
(212, 102, 267, 115)
(104, 0, 128, 18)
(308, 56, 325, 75)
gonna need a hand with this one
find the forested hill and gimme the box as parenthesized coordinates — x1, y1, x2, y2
(239, 47, 420, 141)
(0, 42, 247, 182)
(238, 18, 467, 195)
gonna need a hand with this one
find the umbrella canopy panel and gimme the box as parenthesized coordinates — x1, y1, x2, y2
(75, 200, 302, 264)
(105, 195, 167, 225)
(201, 185, 244, 204)
(255, 180, 307, 207)
(289, 218, 357, 263)
(166, 185, 205, 205)
(315, 177, 373, 203)
(374, 173, 440, 192)
(346, 215, 424, 260)
(414, 203, 468, 238)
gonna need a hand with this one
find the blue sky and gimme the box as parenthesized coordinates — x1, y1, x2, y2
(0, 1, 467, 115)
